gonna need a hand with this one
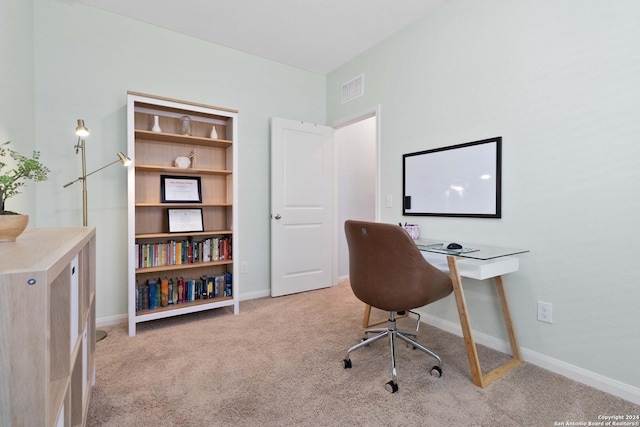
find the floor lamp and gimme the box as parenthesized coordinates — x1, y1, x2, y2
(63, 119, 132, 342)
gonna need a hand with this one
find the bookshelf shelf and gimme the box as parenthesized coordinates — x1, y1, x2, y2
(133, 297, 235, 323)
(136, 259, 233, 274)
(135, 202, 232, 208)
(0, 227, 96, 427)
(134, 129, 232, 148)
(136, 229, 233, 239)
(127, 92, 239, 336)
(134, 295, 234, 316)
(135, 164, 232, 175)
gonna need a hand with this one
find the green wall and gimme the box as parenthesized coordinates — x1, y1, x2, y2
(0, 0, 36, 215)
(27, 0, 325, 322)
(3, 0, 639, 403)
(327, 0, 640, 394)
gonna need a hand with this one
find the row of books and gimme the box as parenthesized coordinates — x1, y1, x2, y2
(135, 236, 232, 269)
(135, 273, 232, 311)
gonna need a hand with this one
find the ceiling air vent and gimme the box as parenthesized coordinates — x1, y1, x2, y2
(341, 74, 364, 104)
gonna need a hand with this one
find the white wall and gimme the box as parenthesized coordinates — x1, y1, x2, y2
(327, 0, 640, 399)
(26, 0, 325, 321)
(336, 116, 376, 277)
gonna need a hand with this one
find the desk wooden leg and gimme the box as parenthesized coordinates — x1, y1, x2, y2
(495, 275, 522, 361)
(362, 304, 373, 328)
(447, 256, 523, 388)
(447, 256, 484, 387)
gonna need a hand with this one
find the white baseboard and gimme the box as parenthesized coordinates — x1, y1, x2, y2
(239, 289, 271, 300)
(96, 314, 127, 329)
(415, 310, 640, 405)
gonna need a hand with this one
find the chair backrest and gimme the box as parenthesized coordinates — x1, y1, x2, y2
(344, 220, 453, 312)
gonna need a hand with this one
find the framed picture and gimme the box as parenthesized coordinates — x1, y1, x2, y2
(403, 137, 502, 218)
(161, 175, 202, 203)
(167, 208, 204, 233)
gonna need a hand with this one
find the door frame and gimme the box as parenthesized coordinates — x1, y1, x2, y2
(331, 105, 382, 284)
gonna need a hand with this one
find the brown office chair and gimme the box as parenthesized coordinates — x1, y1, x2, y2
(342, 220, 453, 393)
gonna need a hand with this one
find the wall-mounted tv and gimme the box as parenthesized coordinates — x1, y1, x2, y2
(403, 136, 502, 218)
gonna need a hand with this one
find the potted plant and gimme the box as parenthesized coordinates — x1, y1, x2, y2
(0, 141, 50, 242)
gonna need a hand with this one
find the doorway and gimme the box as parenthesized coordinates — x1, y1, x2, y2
(334, 112, 378, 279)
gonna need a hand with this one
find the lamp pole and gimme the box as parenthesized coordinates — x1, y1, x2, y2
(62, 120, 131, 226)
(77, 136, 88, 227)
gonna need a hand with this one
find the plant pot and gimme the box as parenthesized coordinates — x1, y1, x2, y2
(0, 214, 29, 243)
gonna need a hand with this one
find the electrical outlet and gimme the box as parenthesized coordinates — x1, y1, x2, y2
(537, 301, 552, 323)
(240, 262, 248, 274)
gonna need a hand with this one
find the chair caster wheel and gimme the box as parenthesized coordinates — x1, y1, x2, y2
(385, 380, 399, 393)
(430, 366, 442, 377)
(343, 359, 352, 369)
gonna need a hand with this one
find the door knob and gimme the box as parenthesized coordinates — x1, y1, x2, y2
(274, 214, 282, 220)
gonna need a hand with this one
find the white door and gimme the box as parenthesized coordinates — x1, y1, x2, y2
(271, 118, 334, 297)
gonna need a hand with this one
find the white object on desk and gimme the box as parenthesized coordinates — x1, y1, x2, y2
(421, 251, 519, 280)
(404, 224, 420, 239)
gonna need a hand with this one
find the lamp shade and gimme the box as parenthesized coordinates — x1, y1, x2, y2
(75, 119, 89, 137)
(117, 152, 132, 166)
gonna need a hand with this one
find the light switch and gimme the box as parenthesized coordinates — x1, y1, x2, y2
(386, 194, 393, 208)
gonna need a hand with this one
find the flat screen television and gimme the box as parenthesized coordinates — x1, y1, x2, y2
(403, 136, 502, 218)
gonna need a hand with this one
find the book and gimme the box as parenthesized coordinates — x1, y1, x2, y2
(161, 277, 169, 307)
(171, 277, 177, 304)
(155, 280, 161, 309)
(216, 275, 225, 298)
(148, 278, 157, 310)
(225, 272, 232, 297)
(207, 275, 215, 299)
(198, 278, 206, 299)
(141, 281, 149, 310)
(135, 279, 139, 310)
(135, 244, 139, 269)
(178, 277, 185, 303)
(187, 279, 195, 302)
(203, 240, 211, 262)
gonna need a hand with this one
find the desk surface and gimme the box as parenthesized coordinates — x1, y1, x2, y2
(415, 239, 529, 261)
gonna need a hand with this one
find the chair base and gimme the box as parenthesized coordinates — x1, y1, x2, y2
(342, 312, 443, 393)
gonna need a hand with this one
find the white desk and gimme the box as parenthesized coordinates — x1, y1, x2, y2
(362, 239, 528, 388)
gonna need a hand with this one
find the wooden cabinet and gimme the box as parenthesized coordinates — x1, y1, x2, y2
(0, 227, 96, 427)
(126, 92, 239, 336)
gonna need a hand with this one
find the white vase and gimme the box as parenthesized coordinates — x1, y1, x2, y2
(152, 115, 162, 132)
(210, 126, 218, 139)
(180, 116, 191, 135)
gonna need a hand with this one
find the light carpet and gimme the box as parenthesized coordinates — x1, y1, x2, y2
(87, 281, 639, 426)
